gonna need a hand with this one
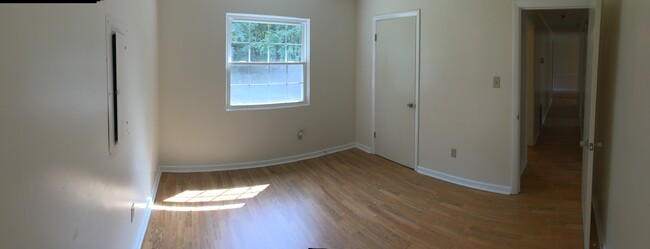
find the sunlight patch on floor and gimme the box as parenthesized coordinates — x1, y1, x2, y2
(163, 184, 270, 203)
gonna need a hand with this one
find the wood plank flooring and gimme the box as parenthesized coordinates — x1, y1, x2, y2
(143, 95, 583, 249)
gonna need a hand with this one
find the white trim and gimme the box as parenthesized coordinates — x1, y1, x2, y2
(511, 3, 522, 194)
(225, 13, 311, 111)
(160, 143, 356, 173)
(105, 15, 127, 156)
(416, 166, 512, 195)
(592, 201, 607, 249)
(132, 167, 161, 249)
(356, 143, 373, 154)
(515, 0, 590, 9)
(371, 9, 421, 168)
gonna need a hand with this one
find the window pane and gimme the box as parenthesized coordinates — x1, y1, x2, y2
(231, 22, 250, 42)
(250, 65, 270, 84)
(287, 64, 303, 83)
(268, 24, 286, 43)
(269, 84, 287, 103)
(250, 85, 269, 104)
(231, 85, 250, 105)
(269, 45, 286, 62)
(270, 65, 287, 83)
(231, 43, 249, 62)
(287, 83, 303, 102)
(250, 43, 268, 62)
(287, 45, 302, 62)
(230, 65, 250, 84)
(226, 15, 308, 109)
(286, 25, 302, 44)
(249, 23, 268, 42)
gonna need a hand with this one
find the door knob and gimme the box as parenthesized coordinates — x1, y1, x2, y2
(407, 102, 415, 108)
(580, 141, 587, 147)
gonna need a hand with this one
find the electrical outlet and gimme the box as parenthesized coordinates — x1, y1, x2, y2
(130, 203, 135, 223)
(451, 148, 457, 158)
(298, 129, 303, 140)
(493, 76, 501, 88)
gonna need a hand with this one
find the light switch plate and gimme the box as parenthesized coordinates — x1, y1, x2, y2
(493, 76, 501, 88)
(451, 148, 457, 158)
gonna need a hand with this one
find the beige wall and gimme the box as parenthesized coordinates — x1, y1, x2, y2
(524, 12, 554, 146)
(357, 0, 514, 187)
(157, 0, 357, 166)
(594, 0, 650, 248)
(0, 1, 158, 248)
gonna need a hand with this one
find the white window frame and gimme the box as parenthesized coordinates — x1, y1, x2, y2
(226, 13, 310, 111)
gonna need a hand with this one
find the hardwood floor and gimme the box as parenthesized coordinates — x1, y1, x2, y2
(143, 95, 583, 249)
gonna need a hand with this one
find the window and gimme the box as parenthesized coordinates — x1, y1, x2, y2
(226, 13, 310, 110)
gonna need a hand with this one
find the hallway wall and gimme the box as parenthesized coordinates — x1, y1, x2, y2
(0, 1, 159, 248)
(523, 11, 554, 146)
(594, 0, 650, 248)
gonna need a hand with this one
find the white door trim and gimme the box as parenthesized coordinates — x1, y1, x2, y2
(371, 9, 421, 168)
(515, 0, 590, 9)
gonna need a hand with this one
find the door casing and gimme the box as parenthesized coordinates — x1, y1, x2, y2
(371, 10, 421, 168)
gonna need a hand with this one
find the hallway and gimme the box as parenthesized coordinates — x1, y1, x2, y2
(522, 93, 582, 197)
(520, 92, 584, 246)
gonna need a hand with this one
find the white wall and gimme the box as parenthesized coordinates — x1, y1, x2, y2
(553, 33, 581, 92)
(594, 0, 650, 248)
(535, 23, 554, 129)
(0, 1, 158, 249)
(357, 0, 514, 188)
(157, 0, 357, 166)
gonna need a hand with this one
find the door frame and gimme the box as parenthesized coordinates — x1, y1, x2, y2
(371, 10, 421, 168)
(511, 0, 589, 193)
(512, 1, 598, 249)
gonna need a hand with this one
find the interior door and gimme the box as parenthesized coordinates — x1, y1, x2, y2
(581, 0, 602, 248)
(375, 16, 417, 168)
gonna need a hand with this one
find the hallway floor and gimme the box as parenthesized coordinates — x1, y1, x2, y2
(522, 93, 582, 197)
(142, 94, 584, 249)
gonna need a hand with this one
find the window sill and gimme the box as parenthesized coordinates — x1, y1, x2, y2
(226, 102, 309, 111)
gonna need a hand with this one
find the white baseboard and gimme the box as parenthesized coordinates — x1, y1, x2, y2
(592, 200, 607, 249)
(132, 167, 161, 249)
(416, 166, 512, 195)
(132, 201, 152, 249)
(356, 142, 373, 154)
(160, 143, 357, 173)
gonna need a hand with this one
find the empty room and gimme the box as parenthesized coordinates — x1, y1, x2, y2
(0, 0, 648, 249)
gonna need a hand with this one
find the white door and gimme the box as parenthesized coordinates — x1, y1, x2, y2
(374, 15, 418, 168)
(581, 0, 602, 248)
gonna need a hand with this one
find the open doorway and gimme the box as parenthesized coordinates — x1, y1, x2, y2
(519, 9, 589, 174)
(513, 2, 603, 249)
(517, 5, 600, 249)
